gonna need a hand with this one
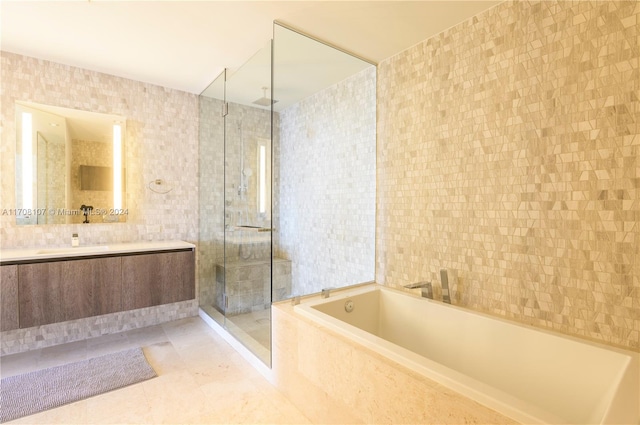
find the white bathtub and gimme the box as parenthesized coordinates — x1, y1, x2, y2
(294, 284, 639, 424)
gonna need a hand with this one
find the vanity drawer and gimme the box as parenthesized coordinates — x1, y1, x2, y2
(0, 265, 19, 331)
(122, 250, 195, 310)
(18, 257, 122, 328)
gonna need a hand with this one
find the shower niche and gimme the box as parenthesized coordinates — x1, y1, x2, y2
(198, 24, 376, 366)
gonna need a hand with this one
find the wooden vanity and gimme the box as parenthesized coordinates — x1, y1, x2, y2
(0, 241, 195, 331)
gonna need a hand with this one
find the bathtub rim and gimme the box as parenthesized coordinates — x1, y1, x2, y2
(292, 282, 639, 425)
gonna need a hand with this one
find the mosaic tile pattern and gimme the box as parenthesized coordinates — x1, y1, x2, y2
(216, 258, 291, 314)
(275, 67, 377, 296)
(1, 53, 200, 352)
(197, 98, 275, 311)
(1, 52, 199, 248)
(377, 0, 639, 350)
(1, 300, 198, 355)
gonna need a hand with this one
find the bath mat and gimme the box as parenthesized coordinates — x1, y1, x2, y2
(0, 347, 156, 423)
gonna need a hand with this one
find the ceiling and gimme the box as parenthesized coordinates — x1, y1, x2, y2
(1, 1, 501, 95)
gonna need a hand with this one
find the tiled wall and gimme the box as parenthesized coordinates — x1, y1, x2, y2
(1, 52, 200, 353)
(1, 52, 199, 248)
(197, 98, 276, 311)
(275, 67, 377, 295)
(377, 0, 639, 350)
(224, 102, 274, 263)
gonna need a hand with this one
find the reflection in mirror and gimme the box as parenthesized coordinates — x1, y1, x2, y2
(15, 102, 127, 225)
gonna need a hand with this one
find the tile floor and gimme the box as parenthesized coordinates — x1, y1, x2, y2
(0, 317, 311, 424)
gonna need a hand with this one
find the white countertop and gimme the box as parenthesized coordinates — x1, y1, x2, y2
(0, 240, 195, 264)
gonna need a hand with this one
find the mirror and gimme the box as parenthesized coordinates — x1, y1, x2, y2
(15, 101, 127, 225)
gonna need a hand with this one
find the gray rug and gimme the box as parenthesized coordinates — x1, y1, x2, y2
(0, 347, 157, 423)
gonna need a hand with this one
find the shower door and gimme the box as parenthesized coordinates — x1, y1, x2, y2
(222, 41, 274, 366)
(199, 42, 276, 366)
(198, 70, 226, 328)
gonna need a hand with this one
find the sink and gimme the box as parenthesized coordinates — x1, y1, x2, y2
(36, 246, 110, 255)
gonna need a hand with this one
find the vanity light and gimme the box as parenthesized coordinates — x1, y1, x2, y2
(113, 123, 122, 210)
(21, 112, 33, 209)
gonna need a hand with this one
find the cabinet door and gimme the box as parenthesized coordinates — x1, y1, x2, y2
(1, 265, 19, 331)
(18, 257, 122, 328)
(122, 250, 195, 310)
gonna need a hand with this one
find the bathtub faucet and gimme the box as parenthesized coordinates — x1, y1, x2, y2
(404, 281, 433, 299)
(440, 269, 451, 304)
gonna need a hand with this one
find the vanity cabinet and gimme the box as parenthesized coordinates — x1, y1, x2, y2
(1, 265, 19, 331)
(18, 257, 122, 328)
(1, 246, 195, 330)
(122, 251, 195, 310)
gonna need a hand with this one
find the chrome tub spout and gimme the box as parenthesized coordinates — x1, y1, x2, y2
(404, 281, 433, 299)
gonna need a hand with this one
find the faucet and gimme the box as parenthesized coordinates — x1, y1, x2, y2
(440, 269, 451, 304)
(404, 281, 433, 299)
(80, 204, 93, 224)
(321, 288, 333, 298)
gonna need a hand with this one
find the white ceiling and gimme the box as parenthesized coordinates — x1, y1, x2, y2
(1, 1, 501, 95)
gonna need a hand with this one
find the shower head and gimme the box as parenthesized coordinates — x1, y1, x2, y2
(252, 87, 278, 107)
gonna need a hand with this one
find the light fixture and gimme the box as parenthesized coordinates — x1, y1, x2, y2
(113, 123, 122, 210)
(21, 112, 33, 209)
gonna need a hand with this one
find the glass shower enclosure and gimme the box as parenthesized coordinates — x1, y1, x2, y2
(198, 24, 376, 366)
(199, 41, 276, 366)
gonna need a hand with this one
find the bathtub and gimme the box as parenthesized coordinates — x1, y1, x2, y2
(294, 284, 639, 424)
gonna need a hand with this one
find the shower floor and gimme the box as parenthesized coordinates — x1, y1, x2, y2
(200, 304, 271, 365)
(227, 308, 271, 350)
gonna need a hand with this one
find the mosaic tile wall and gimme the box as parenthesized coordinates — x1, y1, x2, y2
(1, 300, 198, 355)
(197, 98, 277, 311)
(224, 102, 274, 263)
(1, 52, 200, 248)
(377, 0, 639, 350)
(1, 52, 200, 352)
(275, 67, 377, 296)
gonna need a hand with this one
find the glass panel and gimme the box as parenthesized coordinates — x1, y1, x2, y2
(224, 40, 273, 366)
(272, 23, 377, 299)
(198, 70, 226, 327)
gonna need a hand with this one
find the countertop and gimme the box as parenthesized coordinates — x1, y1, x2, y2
(0, 240, 195, 264)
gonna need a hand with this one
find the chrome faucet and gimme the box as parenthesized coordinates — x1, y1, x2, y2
(404, 281, 433, 299)
(440, 269, 451, 304)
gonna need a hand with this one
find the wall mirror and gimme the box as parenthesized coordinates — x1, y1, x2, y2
(14, 101, 127, 225)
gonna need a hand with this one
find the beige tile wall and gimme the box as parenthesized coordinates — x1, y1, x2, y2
(1, 52, 199, 248)
(275, 67, 377, 296)
(1, 52, 200, 353)
(376, 0, 639, 350)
